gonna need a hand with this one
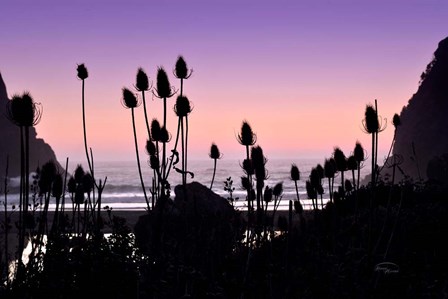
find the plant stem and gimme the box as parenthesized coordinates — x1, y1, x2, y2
(210, 159, 217, 189)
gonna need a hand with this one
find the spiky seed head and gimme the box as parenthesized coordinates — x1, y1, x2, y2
(251, 146, 266, 170)
(77, 63, 88, 80)
(149, 154, 160, 170)
(209, 143, 222, 160)
(324, 158, 336, 178)
(354, 142, 365, 163)
(345, 179, 353, 193)
(135, 67, 149, 91)
(237, 121, 256, 146)
(333, 147, 347, 172)
(392, 113, 401, 129)
(52, 174, 63, 200)
(74, 164, 85, 184)
(290, 164, 300, 181)
(264, 186, 273, 203)
(174, 56, 191, 79)
(38, 160, 58, 194)
(159, 126, 171, 143)
(7, 93, 42, 127)
(6, 94, 24, 126)
(67, 176, 77, 193)
(174, 95, 192, 117)
(242, 159, 254, 176)
(146, 139, 156, 156)
(150, 119, 161, 141)
(273, 182, 283, 197)
(155, 67, 173, 98)
(306, 180, 316, 199)
(363, 104, 379, 134)
(347, 155, 357, 171)
(316, 184, 324, 195)
(122, 87, 139, 109)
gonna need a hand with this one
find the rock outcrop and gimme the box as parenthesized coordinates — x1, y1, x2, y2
(392, 37, 448, 180)
(0, 72, 62, 177)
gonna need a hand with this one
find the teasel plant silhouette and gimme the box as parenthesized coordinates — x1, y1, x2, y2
(209, 143, 222, 190)
(315, 164, 325, 208)
(174, 56, 193, 183)
(153, 67, 176, 196)
(121, 87, 150, 211)
(5, 91, 42, 281)
(145, 139, 158, 208)
(324, 158, 336, 203)
(76, 64, 107, 230)
(251, 145, 268, 229)
(290, 164, 303, 214)
(333, 147, 347, 199)
(173, 95, 193, 186)
(353, 141, 366, 191)
(237, 121, 257, 213)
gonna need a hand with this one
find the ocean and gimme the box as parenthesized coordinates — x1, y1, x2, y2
(1, 158, 370, 211)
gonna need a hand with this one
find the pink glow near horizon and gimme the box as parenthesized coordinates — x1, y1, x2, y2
(1, 0, 447, 166)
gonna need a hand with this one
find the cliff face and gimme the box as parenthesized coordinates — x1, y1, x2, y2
(393, 37, 448, 180)
(0, 72, 62, 177)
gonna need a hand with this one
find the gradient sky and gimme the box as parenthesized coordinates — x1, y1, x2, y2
(1, 0, 447, 164)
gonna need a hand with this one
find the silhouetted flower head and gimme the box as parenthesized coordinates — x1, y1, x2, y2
(251, 146, 266, 169)
(333, 147, 347, 172)
(77, 63, 88, 80)
(149, 154, 160, 170)
(264, 186, 273, 203)
(121, 87, 140, 109)
(146, 139, 156, 156)
(174, 95, 192, 117)
(52, 174, 63, 200)
(273, 182, 283, 197)
(237, 121, 256, 146)
(150, 119, 161, 141)
(159, 126, 171, 143)
(6, 92, 42, 127)
(363, 104, 379, 134)
(290, 164, 300, 181)
(309, 168, 320, 189)
(154, 67, 175, 98)
(345, 179, 353, 193)
(354, 142, 365, 163)
(324, 158, 336, 178)
(392, 113, 401, 129)
(347, 155, 357, 171)
(74, 164, 85, 184)
(209, 143, 222, 160)
(174, 56, 193, 79)
(135, 67, 150, 91)
(241, 159, 254, 176)
(75, 185, 85, 205)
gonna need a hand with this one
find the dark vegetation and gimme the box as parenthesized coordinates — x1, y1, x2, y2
(1, 54, 448, 299)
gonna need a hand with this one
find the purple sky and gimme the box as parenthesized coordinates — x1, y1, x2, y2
(1, 0, 447, 164)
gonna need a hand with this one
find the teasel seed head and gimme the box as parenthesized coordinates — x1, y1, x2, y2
(159, 126, 171, 143)
(77, 63, 88, 80)
(150, 119, 161, 142)
(209, 143, 222, 160)
(240, 176, 251, 191)
(67, 176, 76, 194)
(354, 142, 365, 163)
(237, 121, 257, 146)
(121, 87, 140, 109)
(135, 67, 150, 91)
(362, 104, 379, 134)
(6, 92, 42, 127)
(316, 164, 324, 180)
(149, 154, 160, 170)
(264, 186, 273, 203)
(82, 173, 94, 194)
(290, 164, 300, 181)
(74, 164, 85, 184)
(347, 155, 357, 171)
(392, 113, 401, 129)
(333, 147, 347, 172)
(324, 158, 336, 179)
(273, 182, 283, 197)
(146, 139, 157, 156)
(52, 173, 63, 200)
(174, 95, 193, 117)
(174, 55, 193, 79)
(154, 67, 175, 98)
(241, 159, 254, 176)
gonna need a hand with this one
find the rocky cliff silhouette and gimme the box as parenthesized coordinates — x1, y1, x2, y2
(0, 72, 62, 177)
(392, 36, 448, 180)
